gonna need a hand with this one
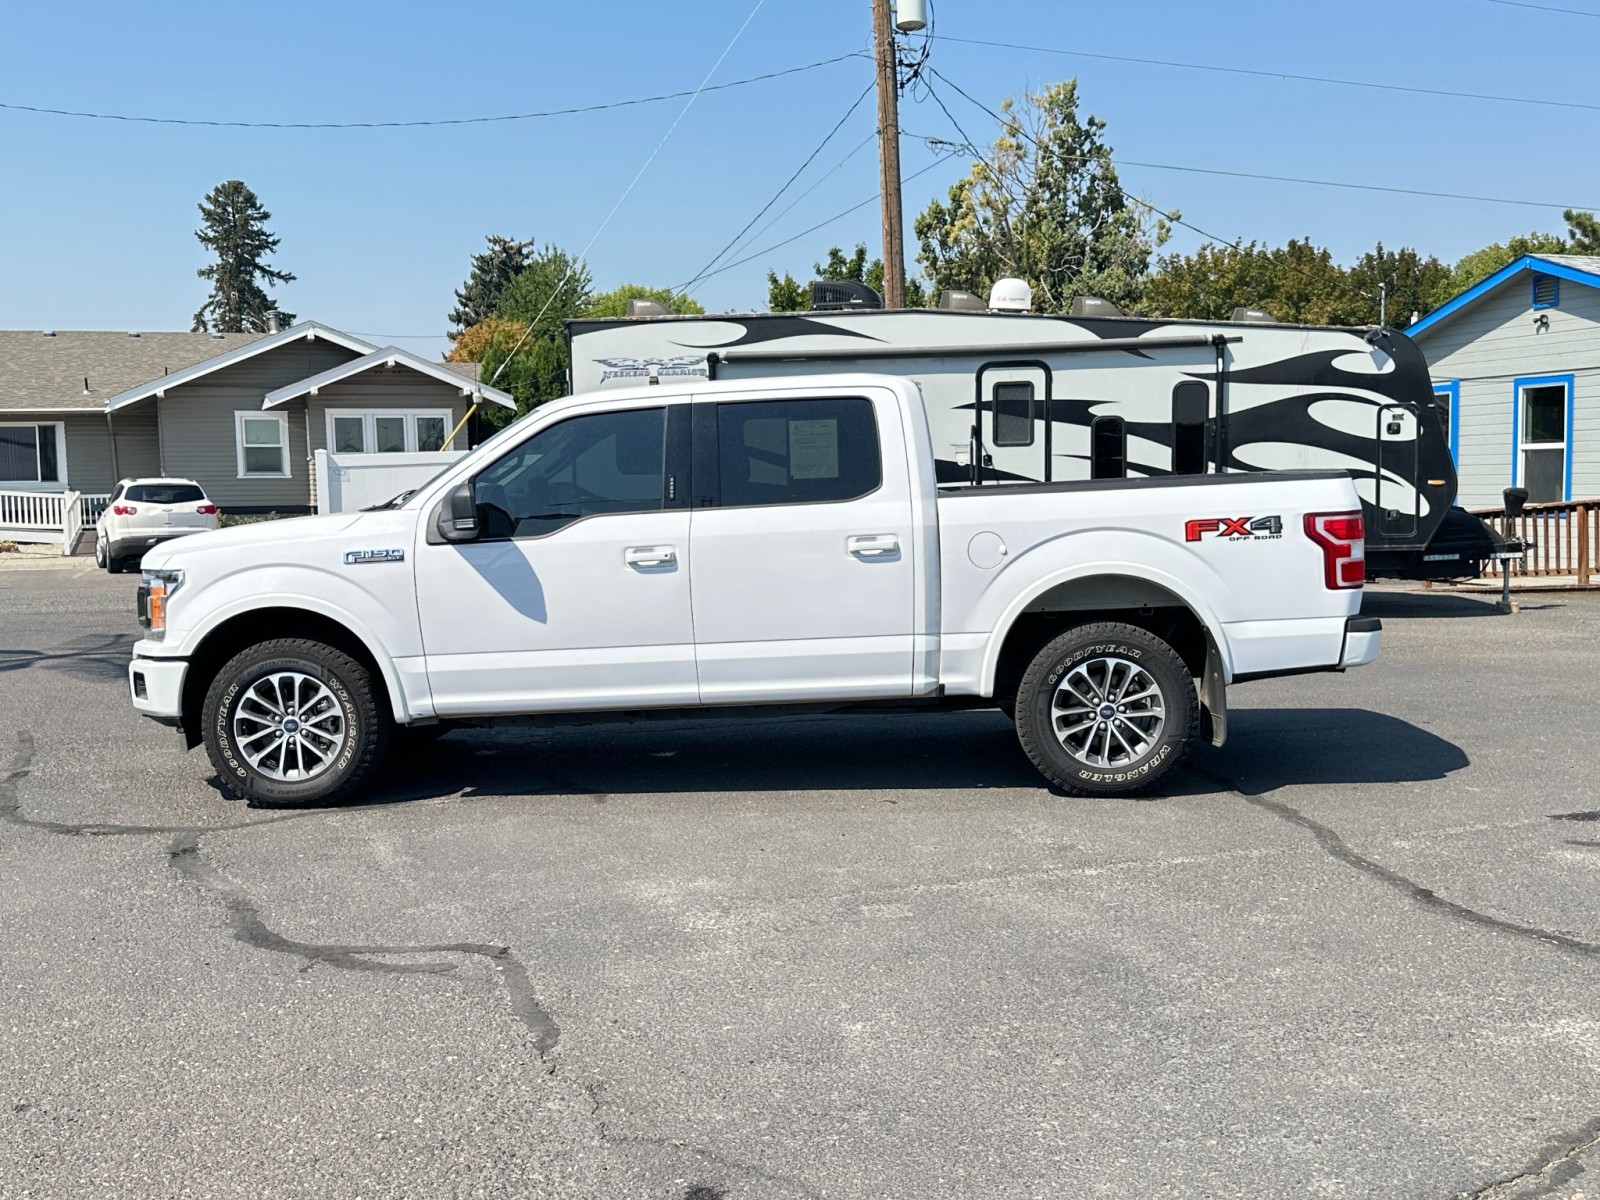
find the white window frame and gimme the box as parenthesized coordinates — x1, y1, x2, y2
(324, 408, 453, 455)
(1513, 376, 1572, 503)
(0, 420, 68, 489)
(235, 411, 291, 478)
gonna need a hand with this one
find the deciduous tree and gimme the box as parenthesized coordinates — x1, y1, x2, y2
(584, 283, 704, 319)
(767, 243, 927, 311)
(911, 80, 1169, 313)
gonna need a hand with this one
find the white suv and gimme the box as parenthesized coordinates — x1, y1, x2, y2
(96, 478, 220, 573)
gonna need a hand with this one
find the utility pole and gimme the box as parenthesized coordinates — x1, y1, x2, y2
(871, 0, 906, 307)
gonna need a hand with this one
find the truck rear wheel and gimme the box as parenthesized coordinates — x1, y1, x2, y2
(1014, 621, 1197, 796)
(202, 638, 391, 806)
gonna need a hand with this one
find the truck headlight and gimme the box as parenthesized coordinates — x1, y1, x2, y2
(137, 568, 185, 640)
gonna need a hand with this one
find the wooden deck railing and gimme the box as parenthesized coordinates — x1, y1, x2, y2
(1469, 498, 1597, 586)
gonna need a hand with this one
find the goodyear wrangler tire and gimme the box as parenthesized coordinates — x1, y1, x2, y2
(1014, 622, 1197, 797)
(202, 639, 391, 806)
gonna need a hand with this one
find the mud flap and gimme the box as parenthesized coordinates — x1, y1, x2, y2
(1198, 633, 1227, 748)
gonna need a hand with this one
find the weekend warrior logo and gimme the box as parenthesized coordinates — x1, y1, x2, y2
(1185, 515, 1284, 542)
(593, 355, 707, 383)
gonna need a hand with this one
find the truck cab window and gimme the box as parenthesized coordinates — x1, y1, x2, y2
(991, 381, 1035, 447)
(1091, 416, 1126, 480)
(715, 397, 880, 506)
(473, 407, 665, 539)
(1171, 382, 1208, 475)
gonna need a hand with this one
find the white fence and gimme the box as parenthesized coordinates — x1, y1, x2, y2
(0, 490, 113, 551)
(313, 449, 465, 516)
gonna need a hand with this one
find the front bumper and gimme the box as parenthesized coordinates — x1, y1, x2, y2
(1340, 616, 1382, 669)
(129, 655, 187, 724)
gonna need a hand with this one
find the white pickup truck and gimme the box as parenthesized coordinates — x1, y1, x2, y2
(127, 374, 1379, 805)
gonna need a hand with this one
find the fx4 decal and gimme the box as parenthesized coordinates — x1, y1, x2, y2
(1184, 515, 1284, 542)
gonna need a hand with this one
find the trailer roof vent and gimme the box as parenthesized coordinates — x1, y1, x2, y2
(1070, 295, 1123, 318)
(626, 298, 673, 318)
(1231, 305, 1278, 324)
(988, 277, 1034, 313)
(938, 289, 987, 312)
(809, 280, 883, 311)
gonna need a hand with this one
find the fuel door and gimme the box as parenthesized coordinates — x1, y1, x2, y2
(1376, 403, 1419, 539)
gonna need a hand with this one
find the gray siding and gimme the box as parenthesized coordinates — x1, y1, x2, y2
(60, 414, 116, 494)
(305, 368, 472, 453)
(1413, 273, 1600, 506)
(111, 407, 161, 481)
(153, 341, 358, 510)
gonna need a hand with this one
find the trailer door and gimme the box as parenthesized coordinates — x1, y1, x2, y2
(977, 362, 1049, 483)
(1376, 403, 1419, 539)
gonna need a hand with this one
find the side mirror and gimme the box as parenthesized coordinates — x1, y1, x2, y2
(435, 481, 479, 542)
(1503, 487, 1529, 519)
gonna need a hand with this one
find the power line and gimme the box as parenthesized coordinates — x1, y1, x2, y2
(938, 34, 1600, 115)
(927, 66, 1597, 213)
(923, 69, 1374, 307)
(489, 0, 769, 383)
(0, 50, 863, 130)
(1486, 0, 1600, 15)
(690, 150, 958, 288)
(740, 128, 879, 252)
(678, 81, 876, 293)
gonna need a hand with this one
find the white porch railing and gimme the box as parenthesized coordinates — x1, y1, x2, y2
(0, 489, 114, 550)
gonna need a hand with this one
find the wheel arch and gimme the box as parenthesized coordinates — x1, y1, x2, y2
(983, 566, 1233, 704)
(178, 602, 411, 749)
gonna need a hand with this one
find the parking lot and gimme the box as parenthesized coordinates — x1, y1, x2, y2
(2, 562, 1598, 1199)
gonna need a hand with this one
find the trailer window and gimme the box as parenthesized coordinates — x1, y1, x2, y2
(1090, 416, 1126, 480)
(1171, 382, 1208, 475)
(991, 381, 1035, 447)
(715, 396, 880, 507)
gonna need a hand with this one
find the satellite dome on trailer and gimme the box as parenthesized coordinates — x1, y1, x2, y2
(988, 278, 1033, 312)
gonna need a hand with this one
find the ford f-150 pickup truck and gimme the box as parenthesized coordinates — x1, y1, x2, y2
(127, 374, 1379, 805)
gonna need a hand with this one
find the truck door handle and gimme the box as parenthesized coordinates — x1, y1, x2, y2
(625, 545, 677, 568)
(847, 534, 900, 559)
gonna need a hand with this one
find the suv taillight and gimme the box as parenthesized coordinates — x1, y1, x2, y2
(196, 503, 218, 515)
(1304, 511, 1366, 589)
(113, 504, 137, 515)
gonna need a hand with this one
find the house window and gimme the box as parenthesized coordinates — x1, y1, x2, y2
(1432, 381, 1459, 463)
(1532, 273, 1560, 310)
(324, 409, 453, 455)
(0, 422, 65, 485)
(1515, 377, 1571, 503)
(236, 412, 290, 477)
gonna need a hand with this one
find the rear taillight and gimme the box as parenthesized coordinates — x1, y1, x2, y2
(1304, 511, 1366, 589)
(113, 504, 137, 515)
(196, 504, 218, 515)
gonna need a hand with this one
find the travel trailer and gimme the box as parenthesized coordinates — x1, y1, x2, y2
(567, 282, 1514, 579)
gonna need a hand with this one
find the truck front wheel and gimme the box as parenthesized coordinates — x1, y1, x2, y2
(202, 638, 392, 806)
(1014, 622, 1198, 796)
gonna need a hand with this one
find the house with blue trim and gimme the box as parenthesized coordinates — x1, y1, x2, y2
(1408, 254, 1600, 508)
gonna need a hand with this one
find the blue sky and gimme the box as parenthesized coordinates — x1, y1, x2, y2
(3, 0, 1597, 355)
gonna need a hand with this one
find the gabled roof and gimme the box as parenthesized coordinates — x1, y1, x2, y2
(1408, 254, 1600, 338)
(0, 329, 268, 412)
(104, 321, 375, 412)
(260, 346, 516, 409)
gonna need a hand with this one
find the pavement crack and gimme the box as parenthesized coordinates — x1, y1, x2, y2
(1458, 1113, 1600, 1199)
(1186, 761, 1600, 961)
(168, 829, 561, 1054)
(2, 731, 560, 1056)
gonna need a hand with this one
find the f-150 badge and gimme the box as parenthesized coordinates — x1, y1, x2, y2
(344, 548, 405, 564)
(1184, 516, 1283, 542)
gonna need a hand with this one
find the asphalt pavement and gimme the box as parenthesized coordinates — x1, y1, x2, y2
(2, 562, 1598, 1199)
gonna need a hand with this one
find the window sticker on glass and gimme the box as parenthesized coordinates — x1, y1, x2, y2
(789, 419, 839, 480)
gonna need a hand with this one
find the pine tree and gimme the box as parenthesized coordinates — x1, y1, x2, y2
(448, 235, 535, 334)
(191, 180, 295, 333)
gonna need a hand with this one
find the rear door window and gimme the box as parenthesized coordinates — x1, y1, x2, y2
(713, 397, 880, 507)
